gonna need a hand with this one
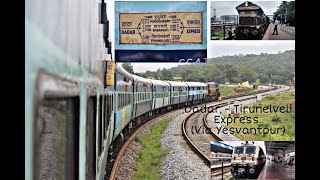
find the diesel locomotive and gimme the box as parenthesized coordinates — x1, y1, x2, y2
(234, 1, 270, 40)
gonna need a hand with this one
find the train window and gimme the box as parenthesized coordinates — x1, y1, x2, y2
(127, 94, 129, 104)
(245, 147, 256, 154)
(104, 94, 109, 140)
(235, 147, 244, 154)
(111, 94, 114, 111)
(120, 94, 124, 108)
(122, 94, 124, 107)
(126, 94, 128, 105)
(118, 94, 120, 109)
(98, 95, 103, 156)
(127, 94, 129, 105)
(85, 95, 96, 180)
(36, 97, 80, 180)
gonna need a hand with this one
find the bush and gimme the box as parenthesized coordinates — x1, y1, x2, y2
(271, 115, 281, 123)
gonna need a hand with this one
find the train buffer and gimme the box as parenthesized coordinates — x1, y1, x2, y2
(263, 23, 295, 40)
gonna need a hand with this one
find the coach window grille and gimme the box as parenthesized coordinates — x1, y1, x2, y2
(126, 93, 128, 106)
(118, 94, 121, 109)
(127, 94, 129, 105)
(122, 94, 125, 107)
(118, 94, 120, 108)
(123, 94, 125, 106)
(104, 95, 108, 140)
(121, 93, 123, 108)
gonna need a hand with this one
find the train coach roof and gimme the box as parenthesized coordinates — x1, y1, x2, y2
(116, 63, 134, 80)
(211, 141, 234, 154)
(132, 74, 152, 85)
(185, 82, 208, 87)
(236, 1, 264, 14)
(166, 81, 188, 87)
(206, 82, 218, 85)
(148, 79, 170, 86)
(211, 141, 234, 150)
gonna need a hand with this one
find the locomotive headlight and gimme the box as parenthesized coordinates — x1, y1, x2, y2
(249, 168, 255, 174)
(252, 30, 258, 36)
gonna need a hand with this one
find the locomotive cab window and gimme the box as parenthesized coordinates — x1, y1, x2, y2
(235, 147, 244, 154)
(245, 147, 256, 154)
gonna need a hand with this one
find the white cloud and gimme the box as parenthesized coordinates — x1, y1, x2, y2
(208, 40, 295, 58)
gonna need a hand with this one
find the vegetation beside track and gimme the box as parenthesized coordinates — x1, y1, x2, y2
(223, 92, 295, 141)
(219, 86, 264, 97)
(132, 118, 172, 180)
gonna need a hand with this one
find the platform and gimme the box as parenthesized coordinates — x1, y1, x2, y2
(263, 23, 295, 40)
(258, 160, 295, 179)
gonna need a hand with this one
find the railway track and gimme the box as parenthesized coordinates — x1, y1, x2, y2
(108, 108, 183, 180)
(108, 85, 292, 179)
(182, 85, 293, 179)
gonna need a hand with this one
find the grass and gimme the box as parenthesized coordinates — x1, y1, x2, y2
(223, 92, 295, 141)
(132, 118, 172, 180)
(219, 86, 262, 97)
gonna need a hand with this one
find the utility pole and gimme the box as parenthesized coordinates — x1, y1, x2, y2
(285, 8, 287, 23)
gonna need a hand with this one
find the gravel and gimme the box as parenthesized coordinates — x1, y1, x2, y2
(160, 112, 211, 180)
(115, 141, 142, 180)
(115, 109, 185, 180)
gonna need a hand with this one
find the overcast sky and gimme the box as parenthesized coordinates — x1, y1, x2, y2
(211, 1, 285, 17)
(131, 40, 295, 72)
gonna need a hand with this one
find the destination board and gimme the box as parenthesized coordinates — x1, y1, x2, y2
(119, 12, 202, 44)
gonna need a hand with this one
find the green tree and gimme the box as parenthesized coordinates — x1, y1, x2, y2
(224, 65, 239, 83)
(122, 63, 134, 74)
(273, 1, 295, 26)
(161, 68, 173, 80)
